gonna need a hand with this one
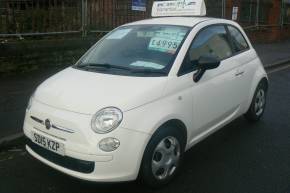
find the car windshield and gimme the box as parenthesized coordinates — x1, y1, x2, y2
(74, 25, 190, 77)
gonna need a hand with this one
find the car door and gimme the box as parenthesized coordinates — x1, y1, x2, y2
(226, 25, 254, 106)
(178, 24, 244, 140)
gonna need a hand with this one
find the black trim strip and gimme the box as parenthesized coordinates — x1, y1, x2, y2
(30, 116, 44, 124)
(30, 116, 75, 134)
(52, 125, 75, 134)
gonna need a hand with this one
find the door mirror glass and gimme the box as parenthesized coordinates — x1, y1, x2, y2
(193, 55, 220, 83)
(197, 55, 220, 70)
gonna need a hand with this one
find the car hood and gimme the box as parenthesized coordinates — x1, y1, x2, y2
(34, 67, 168, 115)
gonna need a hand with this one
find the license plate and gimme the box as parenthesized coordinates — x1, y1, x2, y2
(31, 131, 65, 156)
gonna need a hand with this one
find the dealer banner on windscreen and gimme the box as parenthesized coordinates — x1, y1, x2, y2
(132, 0, 147, 11)
(152, 0, 206, 17)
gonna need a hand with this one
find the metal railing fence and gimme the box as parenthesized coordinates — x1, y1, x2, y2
(237, 0, 290, 29)
(0, 0, 289, 38)
(0, 0, 82, 36)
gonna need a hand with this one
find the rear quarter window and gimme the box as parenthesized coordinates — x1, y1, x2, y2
(227, 25, 249, 53)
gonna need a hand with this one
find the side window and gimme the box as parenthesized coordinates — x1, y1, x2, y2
(227, 25, 249, 53)
(179, 25, 233, 75)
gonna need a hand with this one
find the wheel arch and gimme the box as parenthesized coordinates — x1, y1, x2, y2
(260, 77, 269, 91)
(149, 119, 188, 151)
(161, 119, 187, 147)
(245, 74, 269, 113)
(138, 118, 188, 183)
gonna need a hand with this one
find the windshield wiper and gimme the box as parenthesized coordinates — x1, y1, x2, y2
(130, 68, 167, 75)
(77, 63, 132, 71)
(77, 63, 167, 76)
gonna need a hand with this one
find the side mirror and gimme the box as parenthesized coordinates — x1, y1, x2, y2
(193, 55, 220, 82)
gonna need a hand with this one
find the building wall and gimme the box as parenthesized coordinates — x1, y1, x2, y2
(226, 0, 290, 42)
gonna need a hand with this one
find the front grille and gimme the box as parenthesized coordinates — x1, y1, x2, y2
(30, 116, 75, 133)
(26, 138, 95, 174)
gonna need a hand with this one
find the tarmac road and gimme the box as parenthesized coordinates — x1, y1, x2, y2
(0, 65, 290, 193)
(0, 68, 62, 139)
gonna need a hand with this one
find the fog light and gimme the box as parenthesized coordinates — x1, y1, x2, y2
(99, 138, 120, 152)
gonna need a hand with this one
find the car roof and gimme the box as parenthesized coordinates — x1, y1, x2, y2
(124, 16, 215, 27)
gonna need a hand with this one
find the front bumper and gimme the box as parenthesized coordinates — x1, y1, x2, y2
(24, 99, 151, 182)
(26, 138, 95, 173)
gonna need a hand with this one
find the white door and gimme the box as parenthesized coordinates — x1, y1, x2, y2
(178, 25, 244, 139)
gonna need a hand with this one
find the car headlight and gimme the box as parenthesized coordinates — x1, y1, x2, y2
(91, 107, 123, 134)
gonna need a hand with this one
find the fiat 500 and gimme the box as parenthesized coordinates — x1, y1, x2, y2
(24, 13, 268, 187)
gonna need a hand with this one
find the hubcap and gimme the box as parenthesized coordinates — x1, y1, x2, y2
(254, 89, 266, 116)
(151, 136, 181, 180)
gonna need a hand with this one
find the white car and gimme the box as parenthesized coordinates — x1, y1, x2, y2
(23, 3, 268, 187)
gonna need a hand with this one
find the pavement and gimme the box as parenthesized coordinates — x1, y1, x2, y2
(0, 68, 62, 146)
(254, 39, 290, 67)
(0, 65, 290, 193)
(0, 40, 290, 147)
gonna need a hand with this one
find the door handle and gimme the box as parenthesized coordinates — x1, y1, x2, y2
(235, 71, 244, 77)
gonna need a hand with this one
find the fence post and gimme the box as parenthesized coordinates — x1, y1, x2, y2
(82, 0, 88, 37)
(249, 0, 252, 23)
(281, 0, 284, 27)
(222, 0, 226, 18)
(255, 0, 260, 27)
(112, 0, 116, 29)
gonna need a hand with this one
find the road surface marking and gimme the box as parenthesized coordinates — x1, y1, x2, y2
(267, 63, 290, 74)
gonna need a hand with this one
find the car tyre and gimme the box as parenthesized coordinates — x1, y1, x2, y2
(139, 125, 185, 188)
(244, 80, 268, 122)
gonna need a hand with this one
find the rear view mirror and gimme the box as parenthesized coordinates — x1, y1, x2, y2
(193, 55, 220, 82)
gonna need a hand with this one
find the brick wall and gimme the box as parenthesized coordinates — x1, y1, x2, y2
(226, 0, 290, 42)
